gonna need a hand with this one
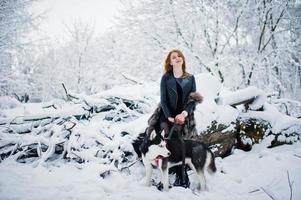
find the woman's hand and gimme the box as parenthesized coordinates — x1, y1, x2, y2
(168, 117, 175, 123)
(175, 113, 185, 125)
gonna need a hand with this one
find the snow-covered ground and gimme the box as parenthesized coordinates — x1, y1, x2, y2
(0, 141, 300, 200)
(1, 74, 301, 200)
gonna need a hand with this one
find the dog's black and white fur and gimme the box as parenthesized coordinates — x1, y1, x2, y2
(132, 127, 216, 191)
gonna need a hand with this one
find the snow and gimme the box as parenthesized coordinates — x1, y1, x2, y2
(240, 103, 301, 134)
(218, 86, 266, 110)
(195, 73, 221, 99)
(0, 142, 300, 200)
(0, 73, 300, 199)
(0, 96, 21, 109)
(93, 82, 159, 101)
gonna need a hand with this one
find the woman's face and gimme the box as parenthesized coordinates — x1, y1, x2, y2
(170, 52, 183, 67)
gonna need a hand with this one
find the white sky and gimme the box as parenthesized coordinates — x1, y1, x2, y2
(31, 0, 123, 40)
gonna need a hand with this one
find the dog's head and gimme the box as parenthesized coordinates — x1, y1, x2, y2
(140, 128, 170, 160)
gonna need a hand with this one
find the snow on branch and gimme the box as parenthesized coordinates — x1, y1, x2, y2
(0, 91, 152, 168)
(121, 73, 144, 85)
(216, 86, 266, 110)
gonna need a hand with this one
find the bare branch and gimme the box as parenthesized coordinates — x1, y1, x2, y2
(287, 170, 294, 200)
(258, 7, 272, 52)
(62, 83, 79, 101)
(294, 154, 301, 158)
(65, 122, 76, 133)
(120, 158, 141, 172)
(121, 73, 144, 85)
(260, 1, 289, 53)
(248, 189, 260, 193)
(260, 187, 276, 200)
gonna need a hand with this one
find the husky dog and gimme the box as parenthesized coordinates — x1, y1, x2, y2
(133, 127, 216, 191)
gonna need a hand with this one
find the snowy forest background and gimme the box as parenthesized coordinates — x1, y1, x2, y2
(1, 0, 301, 111)
(1, 0, 301, 199)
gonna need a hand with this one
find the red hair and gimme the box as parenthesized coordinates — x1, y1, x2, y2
(163, 49, 188, 77)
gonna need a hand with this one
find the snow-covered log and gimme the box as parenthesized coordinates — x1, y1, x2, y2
(0, 75, 300, 171)
(198, 102, 301, 157)
(0, 91, 152, 167)
(216, 86, 266, 110)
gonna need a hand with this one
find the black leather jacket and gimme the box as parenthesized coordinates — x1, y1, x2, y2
(160, 72, 196, 118)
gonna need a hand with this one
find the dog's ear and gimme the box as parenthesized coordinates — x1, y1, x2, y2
(161, 130, 166, 138)
(150, 130, 156, 141)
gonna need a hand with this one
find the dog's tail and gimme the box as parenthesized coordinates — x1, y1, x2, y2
(206, 150, 217, 174)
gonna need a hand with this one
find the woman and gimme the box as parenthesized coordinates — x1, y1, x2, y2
(159, 49, 198, 188)
(159, 49, 196, 138)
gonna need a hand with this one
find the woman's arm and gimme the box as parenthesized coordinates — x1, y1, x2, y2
(160, 75, 172, 119)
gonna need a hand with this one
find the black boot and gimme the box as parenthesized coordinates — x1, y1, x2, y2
(173, 174, 182, 187)
(173, 166, 190, 188)
(181, 168, 190, 188)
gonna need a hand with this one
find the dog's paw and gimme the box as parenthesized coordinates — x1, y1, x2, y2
(156, 182, 163, 191)
(156, 182, 171, 191)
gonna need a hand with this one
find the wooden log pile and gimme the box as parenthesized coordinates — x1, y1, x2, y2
(0, 92, 152, 168)
(1, 85, 300, 169)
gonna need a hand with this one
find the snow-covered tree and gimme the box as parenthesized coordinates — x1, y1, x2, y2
(109, 0, 301, 101)
(0, 0, 40, 96)
(5, 0, 299, 107)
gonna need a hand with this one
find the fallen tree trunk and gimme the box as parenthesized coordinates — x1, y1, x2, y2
(215, 86, 266, 111)
(197, 117, 300, 158)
